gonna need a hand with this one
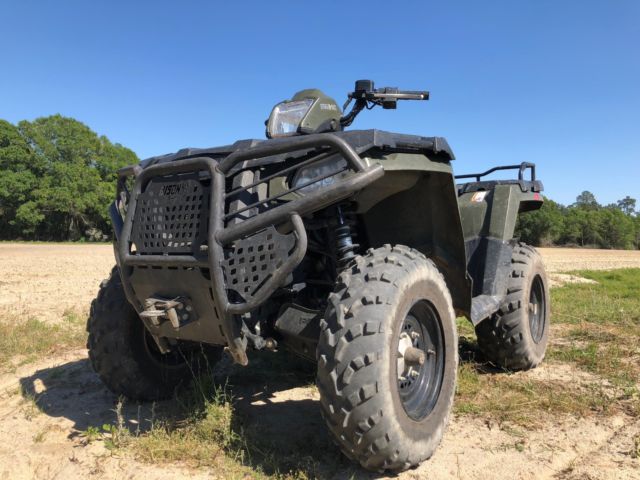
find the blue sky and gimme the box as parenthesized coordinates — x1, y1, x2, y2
(2, 1, 638, 206)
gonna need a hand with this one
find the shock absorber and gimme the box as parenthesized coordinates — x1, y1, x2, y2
(335, 204, 359, 269)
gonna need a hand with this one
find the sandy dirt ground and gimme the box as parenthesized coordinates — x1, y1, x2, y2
(538, 247, 640, 273)
(0, 244, 115, 323)
(0, 244, 639, 480)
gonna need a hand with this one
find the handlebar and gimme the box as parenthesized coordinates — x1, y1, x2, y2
(348, 80, 429, 105)
(340, 79, 429, 127)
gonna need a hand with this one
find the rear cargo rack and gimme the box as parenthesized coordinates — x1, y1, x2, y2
(454, 162, 536, 182)
(455, 162, 542, 195)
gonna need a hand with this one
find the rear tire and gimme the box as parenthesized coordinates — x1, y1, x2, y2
(316, 245, 457, 472)
(87, 266, 221, 401)
(475, 243, 550, 370)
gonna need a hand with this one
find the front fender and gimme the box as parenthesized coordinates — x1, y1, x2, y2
(355, 155, 472, 318)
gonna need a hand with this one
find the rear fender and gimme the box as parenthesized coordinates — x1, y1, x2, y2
(458, 185, 543, 323)
(459, 185, 543, 242)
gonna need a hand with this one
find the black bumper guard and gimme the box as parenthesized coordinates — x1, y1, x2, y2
(113, 134, 384, 364)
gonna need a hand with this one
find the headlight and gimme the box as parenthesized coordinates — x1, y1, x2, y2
(267, 99, 315, 138)
(292, 155, 348, 194)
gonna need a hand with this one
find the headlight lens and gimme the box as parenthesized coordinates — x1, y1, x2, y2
(267, 99, 315, 138)
(292, 155, 348, 194)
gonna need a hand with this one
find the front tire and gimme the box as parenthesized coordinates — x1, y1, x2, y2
(475, 243, 550, 370)
(87, 267, 221, 401)
(316, 245, 457, 472)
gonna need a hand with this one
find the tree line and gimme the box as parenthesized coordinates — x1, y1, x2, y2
(515, 191, 640, 249)
(1, 115, 638, 248)
(0, 115, 138, 241)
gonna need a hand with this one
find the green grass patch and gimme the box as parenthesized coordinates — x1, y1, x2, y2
(120, 373, 324, 480)
(93, 382, 257, 477)
(0, 310, 87, 370)
(131, 387, 243, 468)
(551, 268, 640, 327)
(456, 316, 476, 339)
(548, 268, 640, 406)
(456, 268, 640, 425)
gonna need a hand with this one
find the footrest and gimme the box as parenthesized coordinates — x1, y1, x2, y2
(470, 295, 502, 326)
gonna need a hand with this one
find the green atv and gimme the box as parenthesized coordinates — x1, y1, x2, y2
(88, 80, 550, 472)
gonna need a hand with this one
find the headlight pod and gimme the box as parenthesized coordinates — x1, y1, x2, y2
(292, 155, 348, 194)
(267, 99, 315, 138)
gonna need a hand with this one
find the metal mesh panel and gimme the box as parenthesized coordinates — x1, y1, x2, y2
(131, 174, 209, 254)
(222, 225, 295, 301)
(223, 152, 350, 226)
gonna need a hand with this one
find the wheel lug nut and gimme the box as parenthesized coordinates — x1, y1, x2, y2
(427, 349, 436, 356)
(403, 347, 426, 365)
(410, 370, 419, 378)
(410, 331, 420, 340)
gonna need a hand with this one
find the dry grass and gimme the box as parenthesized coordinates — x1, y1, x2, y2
(455, 363, 614, 424)
(0, 309, 87, 371)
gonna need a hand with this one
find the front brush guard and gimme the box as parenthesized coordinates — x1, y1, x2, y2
(113, 134, 384, 364)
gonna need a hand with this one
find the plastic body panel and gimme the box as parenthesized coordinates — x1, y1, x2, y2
(355, 152, 471, 317)
(457, 181, 543, 323)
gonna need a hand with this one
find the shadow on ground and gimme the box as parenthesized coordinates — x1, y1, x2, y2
(18, 357, 161, 442)
(18, 340, 490, 479)
(459, 335, 504, 374)
(17, 350, 354, 477)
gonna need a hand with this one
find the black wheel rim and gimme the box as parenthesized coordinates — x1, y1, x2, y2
(142, 327, 188, 370)
(396, 300, 445, 421)
(528, 275, 546, 343)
